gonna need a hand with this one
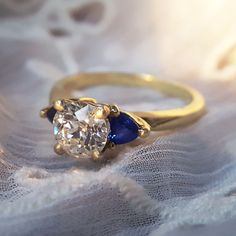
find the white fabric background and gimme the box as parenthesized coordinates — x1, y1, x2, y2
(0, 0, 236, 235)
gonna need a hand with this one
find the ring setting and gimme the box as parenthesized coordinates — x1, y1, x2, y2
(40, 97, 150, 160)
(40, 72, 206, 161)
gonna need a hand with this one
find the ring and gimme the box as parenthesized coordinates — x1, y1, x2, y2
(40, 72, 206, 160)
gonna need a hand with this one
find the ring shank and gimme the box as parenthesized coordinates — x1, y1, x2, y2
(49, 73, 205, 131)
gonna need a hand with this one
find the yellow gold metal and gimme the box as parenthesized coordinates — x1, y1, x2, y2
(54, 143, 65, 155)
(53, 100, 64, 112)
(124, 111, 151, 138)
(40, 107, 49, 118)
(138, 128, 150, 138)
(109, 104, 120, 117)
(91, 150, 102, 161)
(79, 97, 97, 103)
(103, 141, 116, 151)
(42, 73, 206, 159)
(94, 105, 110, 119)
(49, 72, 206, 131)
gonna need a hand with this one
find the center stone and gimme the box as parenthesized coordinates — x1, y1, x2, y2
(53, 100, 110, 158)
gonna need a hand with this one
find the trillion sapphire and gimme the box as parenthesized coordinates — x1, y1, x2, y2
(46, 107, 57, 123)
(108, 112, 139, 144)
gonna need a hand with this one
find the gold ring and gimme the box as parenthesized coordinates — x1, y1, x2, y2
(40, 72, 206, 160)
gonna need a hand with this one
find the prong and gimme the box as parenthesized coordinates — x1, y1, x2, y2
(40, 107, 49, 118)
(91, 150, 102, 161)
(106, 141, 115, 150)
(102, 141, 116, 153)
(54, 143, 65, 155)
(53, 100, 64, 112)
(109, 104, 120, 117)
(125, 112, 151, 138)
(79, 97, 97, 103)
(138, 128, 150, 138)
(94, 105, 110, 119)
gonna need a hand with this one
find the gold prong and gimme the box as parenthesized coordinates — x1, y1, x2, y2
(109, 104, 120, 117)
(102, 141, 116, 153)
(40, 107, 49, 118)
(91, 150, 102, 161)
(54, 143, 65, 155)
(94, 105, 111, 119)
(106, 141, 115, 150)
(79, 97, 97, 103)
(128, 114, 147, 127)
(124, 111, 151, 138)
(138, 128, 150, 138)
(53, 100, 64, 112)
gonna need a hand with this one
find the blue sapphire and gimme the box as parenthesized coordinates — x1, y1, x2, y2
(46, 107, 57, 123)
(108, 112, 139, 144)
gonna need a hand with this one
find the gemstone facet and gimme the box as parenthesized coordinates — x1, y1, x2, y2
(47, 107, 57, 123)
(53, 100, 110, 158)
(108, 112, 139, 144)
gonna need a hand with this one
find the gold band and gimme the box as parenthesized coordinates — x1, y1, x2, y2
(49, 72, 206, 131)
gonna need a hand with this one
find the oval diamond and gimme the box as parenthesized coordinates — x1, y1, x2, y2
(53, 100, 110, 158)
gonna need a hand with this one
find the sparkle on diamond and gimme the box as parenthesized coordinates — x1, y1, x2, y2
(53, 100, 110, 158)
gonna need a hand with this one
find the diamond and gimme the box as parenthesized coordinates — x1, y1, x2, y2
(53, 100, 110, 158)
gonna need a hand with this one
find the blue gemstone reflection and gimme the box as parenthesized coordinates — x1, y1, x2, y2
(53, 126, 59, 136)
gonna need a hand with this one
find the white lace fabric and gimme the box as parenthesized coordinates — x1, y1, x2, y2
(0, 1, 236, 236)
